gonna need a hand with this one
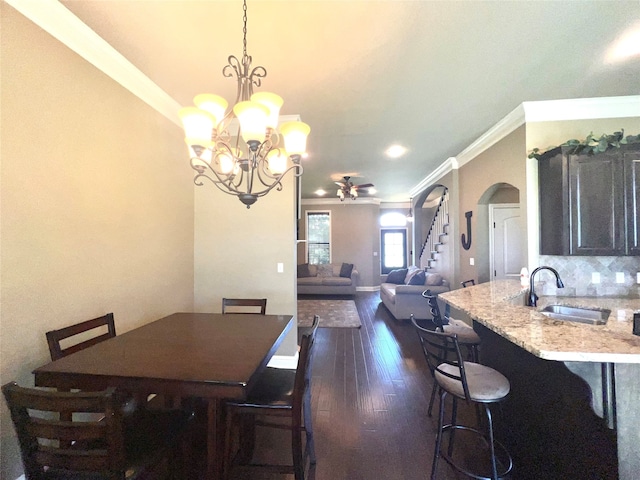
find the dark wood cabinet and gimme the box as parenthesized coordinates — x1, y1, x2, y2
(538, 145, 639, 256)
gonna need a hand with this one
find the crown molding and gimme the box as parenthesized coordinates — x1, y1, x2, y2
(409, 157, 458, 198)
(301, 197, 381, 206)
(411, 95, 640, 192)
(522, 95, 640, 122)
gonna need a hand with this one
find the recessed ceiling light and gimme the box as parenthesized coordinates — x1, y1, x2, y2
(385, 144, 407, 158)
(314, 189, 326, 196)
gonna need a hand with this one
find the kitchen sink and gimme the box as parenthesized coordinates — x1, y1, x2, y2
(539, 305, 611, 325)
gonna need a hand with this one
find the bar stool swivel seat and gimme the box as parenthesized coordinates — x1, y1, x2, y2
(412, 318, 513, 480)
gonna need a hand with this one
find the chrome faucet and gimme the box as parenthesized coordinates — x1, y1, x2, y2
(526, 266, 565, 307)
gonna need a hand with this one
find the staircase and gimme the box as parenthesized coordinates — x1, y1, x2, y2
(420, 189, 449, 270)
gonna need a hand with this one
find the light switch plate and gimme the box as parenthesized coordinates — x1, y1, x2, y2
(615, 272, 625, 284)
(470, 257, 475, 266)
(637, 272, 640, 284)
(591, 272, 601, 284)
(277, 263, 284, 273)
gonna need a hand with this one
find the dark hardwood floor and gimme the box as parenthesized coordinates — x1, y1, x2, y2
(214, 291, 475, 480)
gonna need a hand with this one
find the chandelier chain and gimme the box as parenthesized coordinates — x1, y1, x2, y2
(242, 0, 248, 59)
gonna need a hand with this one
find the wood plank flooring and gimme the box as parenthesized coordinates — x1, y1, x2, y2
(216, 291, 473, 480)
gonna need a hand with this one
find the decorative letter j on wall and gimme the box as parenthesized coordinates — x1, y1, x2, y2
(461, 211, 472, 250)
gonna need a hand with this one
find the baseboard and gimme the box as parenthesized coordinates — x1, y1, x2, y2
(357, 286, 380, 292)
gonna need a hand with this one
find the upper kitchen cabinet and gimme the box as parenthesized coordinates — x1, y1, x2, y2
(538, 145, 640, 256)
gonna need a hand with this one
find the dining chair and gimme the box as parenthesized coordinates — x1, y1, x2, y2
(410, 322, 513, 480)
(222, 298, 267, 315)
(224, 316, 319, 480)
(45, 314, 162, 412)
(2, 381, 194, 480)
(46, 313, 116, 361)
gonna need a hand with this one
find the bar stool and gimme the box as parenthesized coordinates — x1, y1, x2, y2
(412, 318, 513, 480)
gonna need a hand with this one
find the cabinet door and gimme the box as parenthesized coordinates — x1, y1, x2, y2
(568, 152, 625, 255)
(624, 150, 640, 256)
(538, 150, 569, 255)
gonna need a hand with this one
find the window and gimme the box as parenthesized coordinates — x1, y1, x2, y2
(306, 211, 330, 264)
(381, 229, 407, 274)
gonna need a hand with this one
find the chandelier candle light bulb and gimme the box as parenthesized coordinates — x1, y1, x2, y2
(178, 0, 310, 208)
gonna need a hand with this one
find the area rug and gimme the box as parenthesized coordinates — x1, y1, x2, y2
(297, 299, 362, 328)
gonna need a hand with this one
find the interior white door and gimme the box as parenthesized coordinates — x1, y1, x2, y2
(489, 204, 524, 279)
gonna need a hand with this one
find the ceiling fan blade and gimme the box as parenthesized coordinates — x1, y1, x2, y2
(335, 181, 346, 187)
(356, 183, 374, 188)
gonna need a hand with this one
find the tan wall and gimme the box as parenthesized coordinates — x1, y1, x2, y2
(457, 126, 527, 285)
(193, 175, 298, 355)
(298, 202, 380, 287)
(0, 7, 194, 479)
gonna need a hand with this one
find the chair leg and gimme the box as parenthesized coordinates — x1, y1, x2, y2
(447, 396, 458, 457)
(431, 389, 447, 480)
(427, 380, 438, 417)
(303, 391, 316, 464)
(485, 405, 499, 480)
(292, 420, 305, 480)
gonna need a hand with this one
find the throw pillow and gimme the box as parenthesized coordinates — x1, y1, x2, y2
(404, 266, 420, 284)
(297, 263, 311, 278)
(425, 273, 443, 286)
(339, 262, 354, 278)
(386, 268, 408, 284)
(408, 270, 426, 285)
(317, 264, 334, 278)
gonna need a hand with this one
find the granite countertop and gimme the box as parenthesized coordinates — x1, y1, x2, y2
(439, 280, 640, 364)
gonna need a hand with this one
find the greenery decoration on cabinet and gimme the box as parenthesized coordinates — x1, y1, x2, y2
(528, 130, 640, 160)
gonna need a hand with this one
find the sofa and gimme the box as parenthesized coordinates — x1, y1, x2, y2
(380, 266, 450, 320)
(297, 262, 358, 295)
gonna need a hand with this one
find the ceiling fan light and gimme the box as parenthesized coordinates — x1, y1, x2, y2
(233, 101, 269, 144)
(193, 94, 228, 127)
(280, 121, 311, 155)
(251, 92, 283, 130)
(179, 107, 215, 148)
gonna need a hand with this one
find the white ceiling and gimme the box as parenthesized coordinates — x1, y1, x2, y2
(53, 1, 640, 201)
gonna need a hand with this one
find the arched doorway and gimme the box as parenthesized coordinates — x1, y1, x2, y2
(476, 183, 524, 283)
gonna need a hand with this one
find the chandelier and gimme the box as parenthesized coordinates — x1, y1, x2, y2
(178, 0, 310, 208)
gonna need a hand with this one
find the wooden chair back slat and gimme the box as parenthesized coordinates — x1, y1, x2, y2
(2, 382, 125, 478)
(46, 313, 116, 361)
(222, 298, 267, 315)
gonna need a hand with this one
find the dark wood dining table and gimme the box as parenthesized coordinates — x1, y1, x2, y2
(33, 312, 294, 480)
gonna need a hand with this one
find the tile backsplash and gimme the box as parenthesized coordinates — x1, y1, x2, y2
(537, 256, 640, 298)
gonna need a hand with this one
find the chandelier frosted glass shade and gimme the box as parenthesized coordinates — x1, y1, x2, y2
(178, 0, 310, 208)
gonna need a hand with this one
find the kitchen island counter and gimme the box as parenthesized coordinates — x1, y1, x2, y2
(439, 279, 640, 363)
(439, 279, 640, 480)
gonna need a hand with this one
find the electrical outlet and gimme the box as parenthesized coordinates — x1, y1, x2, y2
(591, 272, 601, 284)
(470, 257, 475, 266)
(615, 272, 625, 284)
(637, 272, 640, 284)
(277, 262, 284, 273)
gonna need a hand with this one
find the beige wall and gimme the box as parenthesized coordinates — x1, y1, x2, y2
(194, 175, 298, 355)
(1, 7, 194, 479)
(457, 126, 527, 285)
(298, 202, 380, 287)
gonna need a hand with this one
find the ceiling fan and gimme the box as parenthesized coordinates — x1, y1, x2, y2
(335, 176, 375, 201)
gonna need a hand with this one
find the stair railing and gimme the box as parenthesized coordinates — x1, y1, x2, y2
(420, 189, 449, 266)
